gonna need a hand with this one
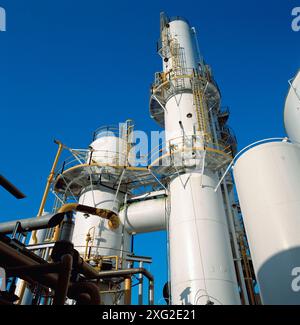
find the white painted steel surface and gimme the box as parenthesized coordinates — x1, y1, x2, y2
(72, 186, 130, 259)
(284, 70, 300, 143)
(233, 141, 300, 304)
(169, 172, 241, 305)
(163, 19, 198, 73)
(120, 197, 167, 234)
(89, 135, 128, 166)
(159, 17, 240, 305)
(165, 93, 204, 145)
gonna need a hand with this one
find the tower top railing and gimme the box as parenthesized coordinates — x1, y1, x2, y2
(93, 125, 120, 141)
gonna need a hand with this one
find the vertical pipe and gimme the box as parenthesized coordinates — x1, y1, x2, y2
(58, 212, 74, 242)
(138, 261, 143, 305)
(53, 254, 73, 305)
(239, 234, 256, 305)
(149, 280, 154, 305)
(32, 140, 63, 244)
(124, 277, 132, 305)
(222, 176, 249, 305)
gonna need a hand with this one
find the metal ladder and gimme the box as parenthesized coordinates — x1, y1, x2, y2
(170, 39, 185, 90)
(192, 80, 211, 141)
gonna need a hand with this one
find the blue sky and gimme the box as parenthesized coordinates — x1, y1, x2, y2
(0, 0, 300, 304)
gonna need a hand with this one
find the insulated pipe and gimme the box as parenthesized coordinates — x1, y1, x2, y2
(0, 213, 65, 235)
(53, 203, 120, 242)
(120, 197, 167, 234)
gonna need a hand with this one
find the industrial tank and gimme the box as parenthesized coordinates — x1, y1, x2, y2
(169, 172, 240, 305)
(233, 141, 300, 304)
(284, 70, 300, 143)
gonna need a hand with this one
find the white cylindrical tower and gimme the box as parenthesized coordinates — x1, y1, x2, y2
(70, 126, 132, 304)
(72, 186, 130, 259)
(72, 126, 131, 262)
(284, 70, 300, 143)
(233, 141, 300, 304)
(150, 14, 241, 305)
(169, 172, 241, 304)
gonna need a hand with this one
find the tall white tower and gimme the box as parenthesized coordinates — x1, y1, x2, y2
(150, 14, 241, 305)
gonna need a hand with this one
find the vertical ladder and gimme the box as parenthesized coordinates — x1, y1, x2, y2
(170, 39, 185, 90)
(192, 80, 211, 142)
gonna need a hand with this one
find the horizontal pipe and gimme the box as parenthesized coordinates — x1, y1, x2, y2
(94, 268, 154, 305)
(6, 263, 61, 278)
(95, 268, 154, 282)
(0, 240, 58, 289)
(0, 240, 103, 305)
(120, 197, 167, 234)
(0, 213, 65, 235)
(0, 174, 26, 199)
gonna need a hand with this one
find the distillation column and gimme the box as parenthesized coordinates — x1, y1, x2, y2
(150, 15, 240, 305)
(71, 126, 132, 304)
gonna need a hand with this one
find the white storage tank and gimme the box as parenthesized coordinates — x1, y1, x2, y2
(233, 141, 300, 304)
(284, 70, 300, 143)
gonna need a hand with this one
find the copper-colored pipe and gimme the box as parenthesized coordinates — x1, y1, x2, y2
(124, 277, 132, 305)
(53, 204, 120, 241)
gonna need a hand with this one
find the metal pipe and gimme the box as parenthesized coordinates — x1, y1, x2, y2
(53, 203, 120, 241)
(124, 277, 132, 305)
(0, 174, 26, 199)
(0, 241, 58, 290)
(53, 254, 73, 305)
(0, 213, 65, 235)
(6, 263, 61, 277)
(32, 140, 64, 244)
(68, 282, 101, 305)
(0, 240, 101, 305)
(222, 176, 250, 305)
(239, 233, 257, 305)
(58, 212, 74, 241)
(138, 261, 143, 305)
(149, 280, 154, 305)
(92, 268, 154, 305)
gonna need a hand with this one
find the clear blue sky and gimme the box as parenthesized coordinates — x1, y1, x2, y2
(0, 0, 300, 304)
